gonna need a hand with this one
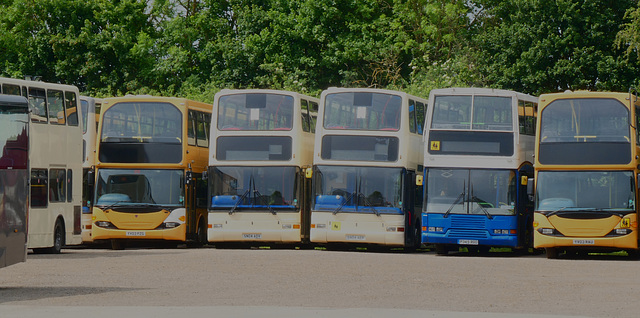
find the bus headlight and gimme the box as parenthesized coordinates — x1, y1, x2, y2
(538, 228, 561, 236)
(94, 221, 116, 229)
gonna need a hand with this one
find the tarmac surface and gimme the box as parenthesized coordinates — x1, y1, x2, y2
(1, 245, 637, 317)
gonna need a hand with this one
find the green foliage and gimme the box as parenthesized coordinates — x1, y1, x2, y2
(1, 0, 640, 98)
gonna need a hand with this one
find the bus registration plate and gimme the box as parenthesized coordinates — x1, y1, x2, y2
(573, 239, 595, 245)
(346, 235, 365, 241)
(126, 231, 146, 237)
(243, 233, 262, 239)
(458, 239, 479, 245)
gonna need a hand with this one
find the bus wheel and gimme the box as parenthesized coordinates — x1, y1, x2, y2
(545, 247, 558, 259)
(435, 244, 448, 255)
(50, 221, 64, 254)
(111, 239, 125, 250)
(34, 220, 65, 254)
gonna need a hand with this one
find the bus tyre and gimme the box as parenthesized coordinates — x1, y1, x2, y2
(50, 221, 64, 254)
(111, 239, 125, 250)
(545, 247, 558, 259)
(34, 220, 65, 254)
(435, 244, 448, 255)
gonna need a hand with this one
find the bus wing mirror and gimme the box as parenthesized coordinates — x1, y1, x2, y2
(416, 175, 423, 186)
(526, 178, 535, 197)
(202, 170, 208, 181)
(305, 167, 313, 179)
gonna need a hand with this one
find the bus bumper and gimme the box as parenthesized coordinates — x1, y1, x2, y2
(533, 213, 638, 250)
(207, 212, 303, 243)
(309, 211, 406, 246)
(92, 224, 186, 241)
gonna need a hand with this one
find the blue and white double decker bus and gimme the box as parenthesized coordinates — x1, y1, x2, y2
(310, 88, 427, 249)
(422, 88, 537, 255)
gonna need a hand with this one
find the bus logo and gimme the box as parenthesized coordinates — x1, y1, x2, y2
(430, 141, 440, 151)
(621, 218, 631, 228)
(331, 221, 341, 231)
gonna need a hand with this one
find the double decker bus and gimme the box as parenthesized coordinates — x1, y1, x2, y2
(534, 91, 639, 258)
(310, 88, 426, 249)
(207, 89, 318, 245)
(80, 96, 102, 243)
(93, 96, 212, 249)
(422, 88, 537, 255)
(0, 77, 83, 253)
(0, 95, 28, 267)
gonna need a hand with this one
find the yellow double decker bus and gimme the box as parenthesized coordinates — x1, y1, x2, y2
(533, 91, 640, 258)
(92, 96, 213, 249)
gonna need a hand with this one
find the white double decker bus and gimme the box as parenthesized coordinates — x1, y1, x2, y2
(310, 88, 427, 249)
(207, 89, 318, 245)
(0, 77, 83, 253)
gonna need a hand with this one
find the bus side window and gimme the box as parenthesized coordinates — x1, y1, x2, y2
(408, 99, 417, 133)
(47, 89, 65, 125)
(49, 169, 66, 203)
(196, 111, 208, 147)
(310, 101, 318, 133)
(301, 99, 310, 132)
(416, 101, 425, 135)
(188, 110, 196, 146)
(29, 87, 47, 123)
(67, 169, 73, 202)
(66, 91, 79, 126)
(31, 169, 48, 207)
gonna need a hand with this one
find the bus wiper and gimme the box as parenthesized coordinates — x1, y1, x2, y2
(471, 196, 493, 219)
(443, 192, 465, 218)
(332, 192, 355, 215)
(254, 189, 277, 215)
(229, 189, 251, 215)
(103, 200, 128, 211)
(543, 206, 592, 217)
(357, 192, 380, 217)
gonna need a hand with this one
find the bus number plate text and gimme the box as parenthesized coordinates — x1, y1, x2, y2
(346, 235, 365, 241)
(243, 233, 262, 239)
(126, 231, 146, 237)
(458, 239, 479, 245)
(572, 239, 595, 245)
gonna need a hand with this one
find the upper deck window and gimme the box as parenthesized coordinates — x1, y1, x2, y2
(538, 98, 630, 165)
(323, 92, 402, 131)
(218, 93, 294, 131)
(99, 102, 182, 163)
(432, 95, 512, 131)
(540, 98, 629, 143)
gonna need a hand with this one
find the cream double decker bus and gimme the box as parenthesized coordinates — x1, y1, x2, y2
(207, 89, 318, 245)
(1, 77, 83, 253)
(310, 88, 426, 249)
(93, 96, 212, 249)
(534, 91, 640, 258)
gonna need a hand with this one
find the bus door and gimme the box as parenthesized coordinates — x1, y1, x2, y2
(517, 165, 534, 247)
(404, 169, 422, 247)
(301, 168, 312, 241)
(185, 170, 196, 237)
